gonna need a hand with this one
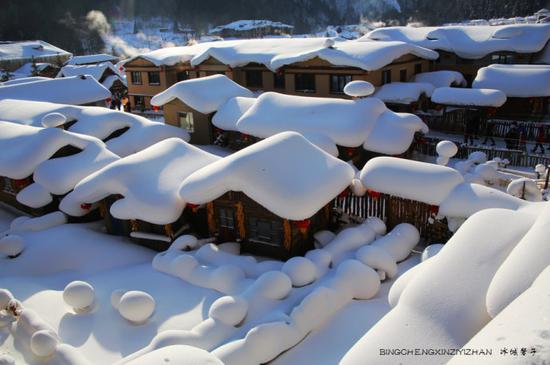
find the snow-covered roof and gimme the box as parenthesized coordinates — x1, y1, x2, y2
(0, 40, 71, 61)
(209, 20, 294, 34)
(130, 38, 438, 71)
(359, 157, 465, 205)
(151, 74, 253, 114)
(373, 82, 434, 104)
(236, 91, 386, 147)
(431, 87, 507, 107)
(0, 76, 50, 86)
(212, 96, 256, 131)
(472, 64, 550, 97)
(11, 62, 53, 79)
(57, 62, 119, 81)
(0, 99, 190, 157)
(412, 70, 467, 87)
(179, 132, 355, 220)
(65, 54, 118, 66)
(60, 138, 220, 224)
(0, 121, 118, 204)
(0, 76, 111, 105)
(362, 24, 550, 59)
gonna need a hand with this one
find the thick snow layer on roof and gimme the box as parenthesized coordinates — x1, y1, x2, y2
(472, 64, 550, 97)
(0, 40, 71, 61)
(0, 99, 189, 157)
(373, 82, 434, 104)
(0, 76, 50, 86)
(65, 54, 118, 65)
(210, 20, 294, 34)
(236, 92, 386, 147)
(0, 121, 118, 202)
(269, 40, 438, 72)
(11, 62, 52, 78)
(179, 132, 355, 220)
(151, 75, 253, 114)
(212, 96, 256, 131)
(61, 138, 219, 224)
(362, 24, 550, 59)
(363, 111, 428, 155)
(0, 75, 111, 105)
(412, 71, 467, 87)
(57, 62, 119, 81)
(359, 157, 464, 205)
(431, 87, 507, 107)
(127, 42, 218, 67)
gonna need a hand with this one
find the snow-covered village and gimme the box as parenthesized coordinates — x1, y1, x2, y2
(0, 0, 549, 364)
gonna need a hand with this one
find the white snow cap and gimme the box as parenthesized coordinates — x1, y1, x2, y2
(212, 96, 256, 131)
(0, 99, 190, 157)
(65, 53, 118, 65)
(412, 70, 467, 88)
(0, 40, 71, 61)
(57, 62, 126, 88)
(61, 138, 220, 224)
(0, 122, 118, 198)
(343, 80, 375, 97)
(180, 132, 355, 220)
(373, 82, 435, 104)
(473, 64, 550, 97)
(362, 24, 550, 59)
(0, 76, 111, 105)
(151, 74, 253, 114)
(359, 157, 464, 205)
(236, 91, 386, 147)
(431, 87, 507, 107)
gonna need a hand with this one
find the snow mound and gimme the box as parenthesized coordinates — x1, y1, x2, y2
(371, 223, 419, 262)
(355, 245, 398, 279)
(63, 281, 95, 313)
(373, 82, 434, 104)
(169, 235, 200, 251)
(250, 271, 292, 300)
(208, 296, 248, 326)
(0, 235, 24, 258)
(473, 64, 550, 97)
(506, 178, 542, 202)
(421, 244, 445, 262)
(282, 257, 317, 287)
(335, 259, 380, 300)
(364, 217, 387, 236)
(212, 96, 256, 131)
(110, 289, 126, 310)
(412, 70, 467, 88)
(0, 289, 15, 309)
(41, 112, 67, 128)
(118, 291, 156, 324)
(16, 183, 53, 208)
(30, 329, 59, 357)
(323, 222, 377, 264)
(343, 80, 375, 97)
(0, 355, 14, 365)
(431, 87, 506, 107)
(436, 140, 458, 158)
(126, 345, 223, 365)
(151, 74, 253, 114)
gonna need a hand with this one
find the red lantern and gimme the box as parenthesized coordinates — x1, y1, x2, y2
(80, 203, 92, 210)
(338, 188, 349, 198)
(153, 105, 160, 112)
(242, 133, 249, 142)
(186, 203, 200, 212)
(346, 147, 354, 157)
(119, 66, 124, 72)
(429, 205, 439, 215)
(295, 219, 311, 234)
(13, 178, 28, 189)
(367, 189, 381, 199)
(106, 97, 112, 104)
(276, 69, 284, 76)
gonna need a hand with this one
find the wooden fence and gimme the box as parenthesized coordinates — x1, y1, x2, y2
(414, 137, 550, 167)
(333, 192, 452, 243)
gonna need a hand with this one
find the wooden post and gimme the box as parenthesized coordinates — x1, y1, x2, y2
(235, 202, 246, 240)
(283, 219, 292, 251)
(207, 202, 216, 235)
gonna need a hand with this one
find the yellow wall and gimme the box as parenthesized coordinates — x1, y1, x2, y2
(163, 99, 213, 145)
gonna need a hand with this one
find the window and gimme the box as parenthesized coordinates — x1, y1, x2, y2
(205, 71, 226, 76)
(491, 54, 515, 64)
(329, 75, 352, 94)
(247, 216, 283, 246)
(381, 70, 392, 85)
(414, 63, 422, 74)
(130, 71, 142, 85)
(133, 95, 145, 107)
(148, 71, 160, 85)
(178, 112, 194, 133)
(218, 207, 235, 229)
(177, 71, 189, 82)
(294, 73, 316, 93)
(400, 69, 407, 82)
(273, 72, 285, 89)
(245, 70, 263, 88)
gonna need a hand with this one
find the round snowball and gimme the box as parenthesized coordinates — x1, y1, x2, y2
(63, 281, 95, 312)
(364, 217, 386, 236)
(343, 80, 375, 98)
(336, 260, 380, 300)
(212, 265, 246, 293)
(421, 244, 444, 262)
(436, 156, 449, 166)
(0, 289, 14, 310)
(41, 112, 67, 128)
(474, 163, 498, 182)
(253, 271, 292, 300)
(305, 249, 332, 268)
(436, 140, 458, 159)
(0, 235, 24, 257)
(30, 330, 59, 357)
(324, 38, 335, 48)
(110, 289, 126, 309)
(468, 151, 487, 164)
(282, 257, 317, 287)
(208, 296, 248, 326)
(169, 254, 199, 279)
(313, 231, 335, 248)
(118, 291, 155, 324)
(535, 164, 546, 174)
(0, 354, 15, 365)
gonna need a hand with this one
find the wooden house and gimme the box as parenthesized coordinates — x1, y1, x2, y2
(57, 62, 127, 97)
(0, 40, 71, 72)
(179, 132, 355, 259)
(59, 139, 220, 251)
(208, 20, 294, 39)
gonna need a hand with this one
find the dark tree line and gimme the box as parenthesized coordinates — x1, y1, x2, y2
(0, 0, 546, 54)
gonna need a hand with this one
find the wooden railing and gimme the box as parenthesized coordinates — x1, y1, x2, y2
(333, 192, 452, 243)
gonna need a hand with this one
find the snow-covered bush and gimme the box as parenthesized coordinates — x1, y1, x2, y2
(323, 222, 376, 264)
(208, 296, 248, 326)
(313, 230, 335, 248)
(0, 235, 24, 258)
(248, 271, 292, 300)
(371, 223, 419, 262)
(282, 257, 317, 287)
(334, 259, 380, 300)
(62, 281, 95, 313)
(355, 245, 398, 279)
(118, 291, 156, 324)
(30, 329, 59, 357)
(364, 217, 387, 236)
(506, 178, 542, 201)
(436, 140, 458, 166)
